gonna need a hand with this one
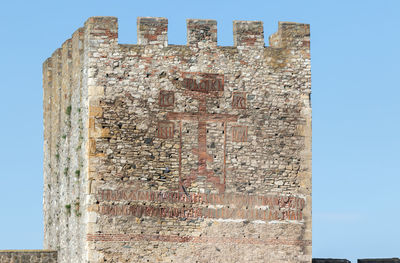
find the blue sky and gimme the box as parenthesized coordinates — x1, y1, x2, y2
(0, 0, 399, 262)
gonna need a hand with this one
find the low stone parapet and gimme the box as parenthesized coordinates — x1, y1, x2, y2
(358, 259, 400, 263)
(313, 259, 351, 263)
(0, 250, 57, 263)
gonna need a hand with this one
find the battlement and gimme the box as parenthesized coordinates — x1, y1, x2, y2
(269, 21, 310, 48)
(49, 16, 309, 55)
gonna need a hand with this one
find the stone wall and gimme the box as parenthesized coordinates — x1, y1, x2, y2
(358, 259, 400, 263)
(43, 26, 87, 262)
(0, 250, 57, 263)
(313, 259, 351, 263)
(43, 16, 311, 262)
(313, 259, 400, 263)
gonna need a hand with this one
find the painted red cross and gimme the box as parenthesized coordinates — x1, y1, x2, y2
(166, 74, 238, 193)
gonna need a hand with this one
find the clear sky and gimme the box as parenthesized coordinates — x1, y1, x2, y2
(0, 0, 399, 262)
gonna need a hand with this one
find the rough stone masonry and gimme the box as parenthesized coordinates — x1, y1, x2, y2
(42, 16, 311, 262)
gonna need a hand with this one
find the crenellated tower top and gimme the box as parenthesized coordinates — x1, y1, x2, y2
(48, 16, 310, 55)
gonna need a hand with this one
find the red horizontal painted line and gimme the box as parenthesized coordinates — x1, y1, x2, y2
(97, 204, 303, 221)
(97, 189, 306, 210)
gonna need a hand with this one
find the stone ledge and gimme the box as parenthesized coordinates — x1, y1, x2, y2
(0, 250, 58, 263)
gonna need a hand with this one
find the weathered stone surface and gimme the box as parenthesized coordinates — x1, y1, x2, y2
(0, 250, 57, 263)
(43, 16, 311, 262)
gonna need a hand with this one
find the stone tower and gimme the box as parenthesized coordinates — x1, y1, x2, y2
(43, 16, 311, 262)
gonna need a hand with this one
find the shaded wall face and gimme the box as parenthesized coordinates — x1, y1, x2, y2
(42, 27, 87, 263)
(85, 17, 311, 263)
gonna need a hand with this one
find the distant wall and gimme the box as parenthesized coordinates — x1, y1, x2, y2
(358, 259, 400, 263)
(313, 259, 351, 263)
(313, 258, 400, 263)
(0, 250, 57, 263)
